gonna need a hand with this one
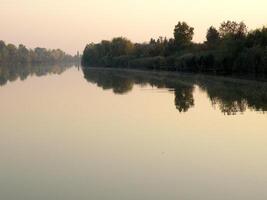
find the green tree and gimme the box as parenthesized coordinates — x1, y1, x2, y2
(0, 41, 8, 63)
(173, 22, 194, 48)
(110, 37, 134, 57)
(82, 43, 100, 66)
(219, 21, 247, 38)
(17, 44, 30, 64)
(206, 26, 220, 45)
(246, 26, 267, 47)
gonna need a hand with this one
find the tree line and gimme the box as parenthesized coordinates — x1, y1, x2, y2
(0, 41, 80, 65)
(82, 21, 267, 75)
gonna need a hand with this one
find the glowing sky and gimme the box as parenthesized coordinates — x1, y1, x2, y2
(1, 0, 266, 54)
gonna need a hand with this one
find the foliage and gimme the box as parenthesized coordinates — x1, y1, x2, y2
(82, 21, 267, 76)
(206, 26, 220, 46)
(173, 22, 194, 48)
(0, 41, 80, 65)
(219, 21, 247, 38)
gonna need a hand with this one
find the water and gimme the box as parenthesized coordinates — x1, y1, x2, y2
(1, 65, 267, 200)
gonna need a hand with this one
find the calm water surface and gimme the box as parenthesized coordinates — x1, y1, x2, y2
(1, 65, 267, 200)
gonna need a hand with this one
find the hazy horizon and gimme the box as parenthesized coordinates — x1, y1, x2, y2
(1, 0, 267, 55)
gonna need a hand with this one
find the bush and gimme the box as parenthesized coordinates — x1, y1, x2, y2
(234, 46, 267, 74)
(128, 56, 166, 69)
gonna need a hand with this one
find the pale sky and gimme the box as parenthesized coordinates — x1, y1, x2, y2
(0, 0, 267, 54)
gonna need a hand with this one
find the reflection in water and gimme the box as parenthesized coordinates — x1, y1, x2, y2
(198, 78, 267, 115)
(1, 65, 267, 200)
(82, 67, 267, 115)
(0, 63, 75, 86)
(1, 64, 266, 115)
(82, 67, 195, 113)
(174, 86, 194, 113)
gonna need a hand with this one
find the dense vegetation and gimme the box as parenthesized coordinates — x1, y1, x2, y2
(83, 68, 267, 115)
(0, 41, 80, 65)
(82, 21, 267, 76)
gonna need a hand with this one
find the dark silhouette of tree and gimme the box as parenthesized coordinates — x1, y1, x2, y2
(110, 37, 134, 57)
(206, 26, 220, 45)
(246, 27, 267, 47)
(173, 22, 194, 48)
(219, 21, 247, 38)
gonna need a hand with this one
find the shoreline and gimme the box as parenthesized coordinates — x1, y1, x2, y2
(82, 66, 267, 83)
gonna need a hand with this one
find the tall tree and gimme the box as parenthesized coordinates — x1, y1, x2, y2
(206, 26, 220, 45)
(219, 21, 247, 38)
(173, 22, 194, 48)
(110, 37, 134, 57)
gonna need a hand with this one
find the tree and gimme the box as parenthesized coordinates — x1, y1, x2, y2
(173, 22, 194, 48)
(82, 43, 100, 66)
(7, 44, 17, 62)
(110, 37, 134, 57)
(219, 21, 247, 38)
(206, 26, 220, 45)
(0, 41, 8, 63)
(17, 44, 30, 63)
(246, 26, 267, 47)
(100, 40, 111, 57)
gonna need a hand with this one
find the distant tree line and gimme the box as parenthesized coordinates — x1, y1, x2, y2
(0, 41, 80, 65)
(82, 21, 267, 75)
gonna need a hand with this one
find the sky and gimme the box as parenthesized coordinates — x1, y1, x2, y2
(0, 0, 267, 55)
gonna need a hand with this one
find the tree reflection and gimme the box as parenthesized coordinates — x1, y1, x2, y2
(82, 67, 267, 115)
(0, 63, 74, 86)
(174, 86, 194, 113)
(83, 67, 195, 113)
(82, 69, 134, 94)
(198, 77, 267, 115)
